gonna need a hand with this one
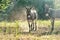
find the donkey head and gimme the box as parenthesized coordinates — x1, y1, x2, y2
(25, 6, 32, 14)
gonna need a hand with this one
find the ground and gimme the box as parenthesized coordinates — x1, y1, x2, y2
(0, 33, 60, 40)
(0, 20, 60, 40)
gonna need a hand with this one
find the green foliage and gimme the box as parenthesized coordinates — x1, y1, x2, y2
(54, 0, 60, 9)
(0, 0, 12, 12)
(0, 0, 14, 21)
(17, 0, 54, 19)
(0, 0, 54, 21)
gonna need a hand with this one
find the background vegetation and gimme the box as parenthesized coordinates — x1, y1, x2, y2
(0, 0, 60, 40)
(0, 0, 55, 21)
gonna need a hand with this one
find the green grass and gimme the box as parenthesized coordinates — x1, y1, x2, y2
(55, 21, 60, 27)
(0, 20, 60, 40)
(0, 20, 60, 27)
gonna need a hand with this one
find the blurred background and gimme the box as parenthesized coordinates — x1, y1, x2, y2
(0, 0, 60, 40)
(0, 0, 60, 21)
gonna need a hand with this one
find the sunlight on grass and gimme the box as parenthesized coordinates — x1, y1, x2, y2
(0, 20, 60, 40)
(55, 21, 60, 27)
(0, 20, 60, 27)
(37, 20, 51, 27)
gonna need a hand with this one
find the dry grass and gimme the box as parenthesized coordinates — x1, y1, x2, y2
(0, 20, 60, 40)
(0, 20, 60, 27)
(0, 34, 60, 40)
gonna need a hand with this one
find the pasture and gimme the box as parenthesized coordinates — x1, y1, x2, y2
(0, 20, 60, 40)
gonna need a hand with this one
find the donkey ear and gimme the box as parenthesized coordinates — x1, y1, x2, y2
(25, 6, 28, 9)
(25, 7, 27, 9)
(30, 7, 32, 9)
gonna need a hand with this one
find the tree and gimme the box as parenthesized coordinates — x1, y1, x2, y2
(0, 0, 54, 21)
(0, 0, 2, 3)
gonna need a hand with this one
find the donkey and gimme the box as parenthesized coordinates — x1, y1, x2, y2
(25, 7, 38, 32)
(44, 4, 55, 34)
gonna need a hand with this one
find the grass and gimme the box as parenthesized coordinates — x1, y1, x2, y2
(0, 20, 60, 40)
(0, 20, 60, 34)
(0, 34, 60, 40)
(55, 21, 60, 27)
(0, 20, 60, 27)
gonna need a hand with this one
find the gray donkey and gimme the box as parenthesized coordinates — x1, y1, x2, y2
(25, 7, 38, 32)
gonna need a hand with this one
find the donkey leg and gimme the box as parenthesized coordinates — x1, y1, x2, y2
(31, 20, 34, 31)
(35, 21, 37, 31)
(29, 20, 33, 31)
(34, 20, 37, 31)
(29, 24, 31, 32)
(31, 22, 33, 31)
(28, 20, 31, 32)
